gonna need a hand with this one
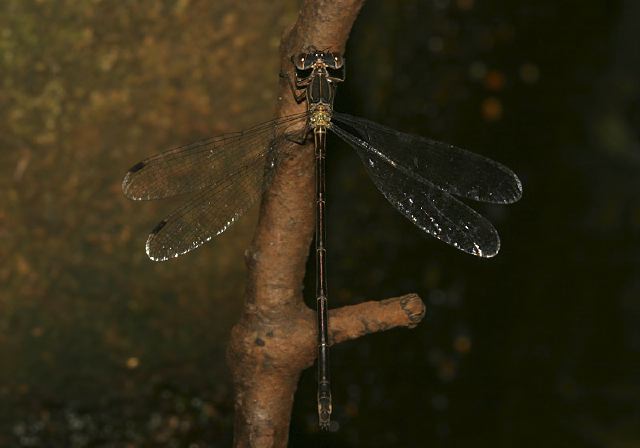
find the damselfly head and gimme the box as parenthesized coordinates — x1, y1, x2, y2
(293, 49, 344, 71)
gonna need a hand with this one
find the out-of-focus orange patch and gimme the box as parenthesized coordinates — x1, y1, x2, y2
(484, 70, 506, 91)
(453, 335, 472, 354)
(16, 255, 32, 275)
(456, 0, 475, 11)
(482, 97, 503, 122)
(126, 357, 140, 369)
(438, 358, 457, 381)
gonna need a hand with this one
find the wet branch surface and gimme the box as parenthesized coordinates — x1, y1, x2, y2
(226, 1, 426, 446)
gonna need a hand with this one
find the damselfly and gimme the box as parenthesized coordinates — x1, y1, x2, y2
(122, 47, 522, 429)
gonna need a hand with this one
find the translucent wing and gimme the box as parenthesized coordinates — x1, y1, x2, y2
(122, 113, 308, 200)
(330, 123, 502, 257)
(144, 134, 292, 261)
(331, 112, 522, 204)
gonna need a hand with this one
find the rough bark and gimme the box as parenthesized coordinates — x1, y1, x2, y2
(226, 1, 426, 446)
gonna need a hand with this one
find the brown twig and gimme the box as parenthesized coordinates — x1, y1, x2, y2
(226, 1, 426, 446)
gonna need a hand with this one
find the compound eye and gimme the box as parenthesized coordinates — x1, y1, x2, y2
(293, 54, 306, 70)
(323, 52, 343, 68)
(305, 56, 316, 69)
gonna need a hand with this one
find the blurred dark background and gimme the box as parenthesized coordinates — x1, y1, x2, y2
(1, 0, 639, 446)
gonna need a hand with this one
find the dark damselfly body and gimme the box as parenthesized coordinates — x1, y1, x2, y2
(122, 48, 522, 430)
